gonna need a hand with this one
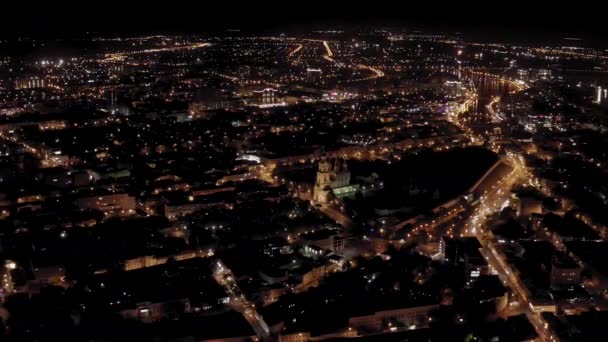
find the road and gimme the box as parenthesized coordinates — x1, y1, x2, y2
(464, 70, 529, 93)
(212, 260, 271, 340)
(455, 83, 557, 340)
(267, 175, 353, 229)
(318, 204, 353, 229)
(480, 237, 556, 341)
(322, 40, 335, 63)
(101, 42, 211, 62)
(458, 145, 557, 341)
(289, 44, 303, 57)
(0, 131, 77, 167)
(322, 41, 333, 58)
(264, 134, 472, 169)
(486, 96, 503, 123)
(319, 40, 383, 82)
(440, 74, 556, 340)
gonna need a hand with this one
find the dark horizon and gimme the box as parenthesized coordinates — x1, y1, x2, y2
(3, 0, 608, 40)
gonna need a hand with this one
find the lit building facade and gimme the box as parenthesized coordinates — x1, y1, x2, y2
(312, 158, 351, 204)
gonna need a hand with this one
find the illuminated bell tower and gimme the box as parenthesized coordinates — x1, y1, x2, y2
(313, 158, 332, 204)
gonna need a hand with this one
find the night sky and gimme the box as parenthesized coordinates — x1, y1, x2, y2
(2, 1, 607, 40)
